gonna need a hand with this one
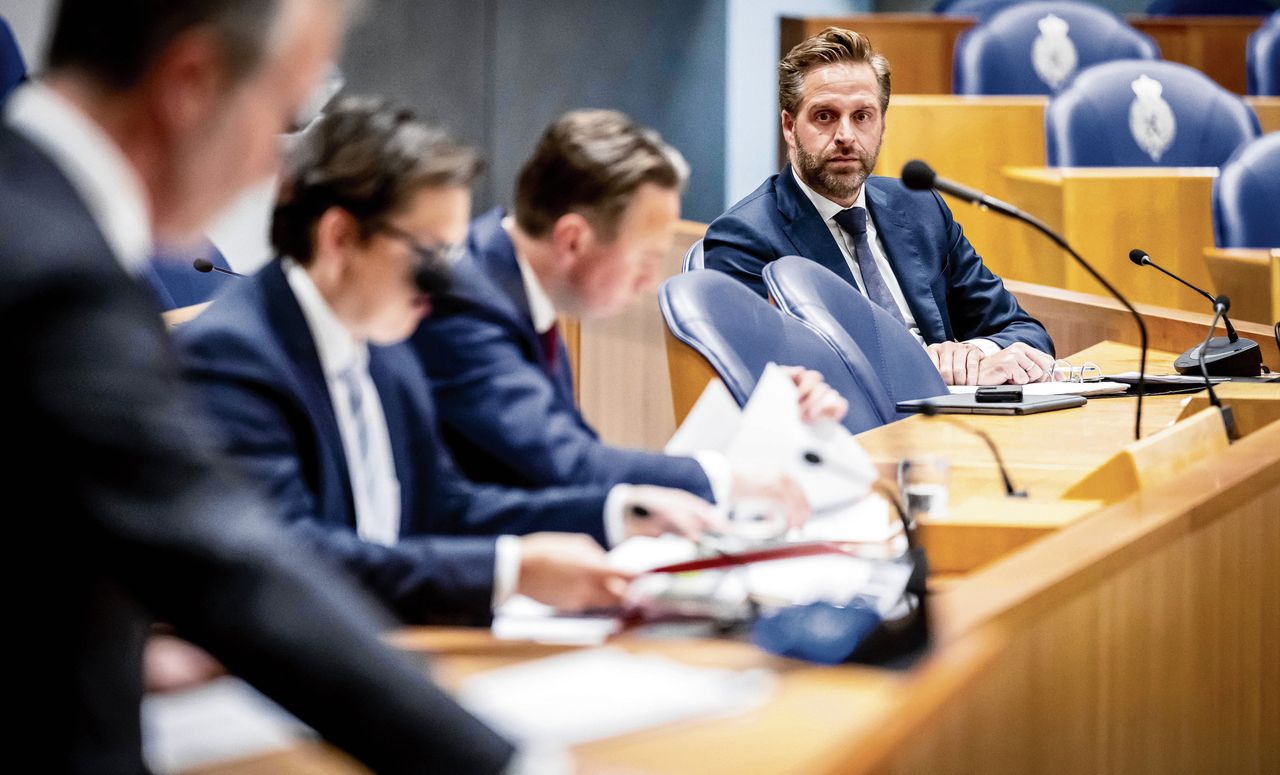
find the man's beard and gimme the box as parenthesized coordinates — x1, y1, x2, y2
(792, 138, 878, 201)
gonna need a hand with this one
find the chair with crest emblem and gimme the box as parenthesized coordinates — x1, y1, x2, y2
(1045, 59, 1260, 166)
(953, 1, 1159, 96)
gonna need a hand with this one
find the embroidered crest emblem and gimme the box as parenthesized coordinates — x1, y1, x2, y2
(1128, 74, 1176, 163)
(1031, 14, 1078, 91)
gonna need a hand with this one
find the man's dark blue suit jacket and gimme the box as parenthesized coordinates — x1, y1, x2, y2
(411, 207, 714, 499)
(1, 121, 515, 773)
(176, 259, 613, 621)
(704, 168, 1053, 355)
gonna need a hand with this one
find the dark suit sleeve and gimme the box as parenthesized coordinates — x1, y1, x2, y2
(178, 331, 499, 622)
(703, 208, 777, 299)
(416, 310, 714, 500)
(12, 266, 514, 774)
(932, 193, 1055, 356)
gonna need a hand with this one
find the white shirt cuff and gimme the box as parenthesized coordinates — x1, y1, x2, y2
(502, 744, 574, 775)
(693, 450, 733, 505)
(491, 534, 522, 609)
(602, 484, 635, 548)
(964, 338, 1002, 356)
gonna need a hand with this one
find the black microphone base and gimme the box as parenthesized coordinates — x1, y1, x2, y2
(1173, 336, 1263, 377)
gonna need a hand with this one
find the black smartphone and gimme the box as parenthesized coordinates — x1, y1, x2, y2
(975, 385, 1025, 403)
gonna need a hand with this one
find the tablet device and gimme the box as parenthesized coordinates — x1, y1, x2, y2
(896, 393, 1087, 415)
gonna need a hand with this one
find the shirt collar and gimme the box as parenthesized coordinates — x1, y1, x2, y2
(5, 82, 153, 274)
(502, 216, 558, 334)
(282, 257, 369, 379)
(790, 166, 868, 223)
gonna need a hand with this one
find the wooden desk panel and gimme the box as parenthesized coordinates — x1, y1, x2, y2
(1204, 247, 1274, 325)
(1003, 166, 1218, 313)
(877, 96, 1047, 275)
(780, 16, 973, 96)
(1246, 96, 1280, 133)
(1131, 16, 1266, 96)
(572, 219, 703, 451)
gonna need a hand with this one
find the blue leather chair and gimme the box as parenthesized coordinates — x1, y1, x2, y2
(1213, 132, 1280, 248)
(1247, 13, 1280, 96)
(1145, 0, 1276, 16)
(659, 269, 889, 435)
(682, 239, 704, 272)
(953, 2, 1159, 95)
(1045, 59, 1260, 166)
(147, 242, 238, 310)
(934, 0, 1022, 19)
(1, 17, 25, 102)
(763, 257, 948, 422)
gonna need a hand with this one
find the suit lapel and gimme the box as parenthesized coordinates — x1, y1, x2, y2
(865, 181, 949, 342)
(259, 260, 357, 522)
(775, 165, 859, 290)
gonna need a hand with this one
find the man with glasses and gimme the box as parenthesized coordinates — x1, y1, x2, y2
(177, 97, 723, 626)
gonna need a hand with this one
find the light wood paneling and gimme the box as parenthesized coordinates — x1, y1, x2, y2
(877, 96, 1047, 275)
(1004, 166, 1218, 313)
(1131, 15, 1266, 96)
(1204, 247, 1273, 325)
(573, 220, 704, 450)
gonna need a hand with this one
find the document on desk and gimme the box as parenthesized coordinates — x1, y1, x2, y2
(142, 678, 311, 774)
(457, 647, 775, 747)
(948, 381, 1129, 397)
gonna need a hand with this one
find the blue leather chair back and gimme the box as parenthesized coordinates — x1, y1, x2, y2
(0, 17, 25, 102)
(763, 257, 948, 423)
(148, 242, 238, 310)
(682, 239, 704, 272)
(1045, 59, 1260, 166)
(1248, 13, 1280, 96)
(954, 2, 1159, 95)
(659, 270, 889, 435)
(1146, 0, 1276, 15)
(1213, 132, 1280, 248)
(935, 0, 1022, 19)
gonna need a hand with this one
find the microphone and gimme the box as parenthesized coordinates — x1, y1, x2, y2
(1196, 296, 1238, 441)
(192, 258, 244, 278)
(902, 159, 1149, 441)
(917, 403, 1027, 498)
(801, 450, 917, 551)
(1128, 248, 1262, 377)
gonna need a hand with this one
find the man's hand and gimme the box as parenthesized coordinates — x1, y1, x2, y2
(622, 485, 723, 540)
(781, 366, 849, 423)
(516, 533, 635, 611)
(731, 468, 811, 529)
(926, 341, 984, 386)
(976, 342, 1055, 385)
(144, 635, 225, 694)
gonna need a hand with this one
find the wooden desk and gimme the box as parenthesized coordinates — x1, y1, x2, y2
(1003, 166, 1218, 313)
(1248, 96, 1280, 133)
(189, 339, 1278, 775)
(1005, 278, 1280, 371)
(1204, 247, 1277, 325)
(780, 15, 1266, 97)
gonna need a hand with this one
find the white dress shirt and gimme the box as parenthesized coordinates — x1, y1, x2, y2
(5, 83, 153, 274)
(790, 169, 999, 356)
(505, 218, 733, 510)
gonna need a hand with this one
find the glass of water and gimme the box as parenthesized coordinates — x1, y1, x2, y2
(897, 456, 950, 526)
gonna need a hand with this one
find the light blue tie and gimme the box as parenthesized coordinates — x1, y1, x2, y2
(833, 206, 907, 326)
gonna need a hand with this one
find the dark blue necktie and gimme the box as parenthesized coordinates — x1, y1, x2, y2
(832, 206, 907, 326)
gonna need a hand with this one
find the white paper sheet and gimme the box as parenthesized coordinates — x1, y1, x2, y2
(948, 380, 1129, 397)
(457, 648, 775, 747)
